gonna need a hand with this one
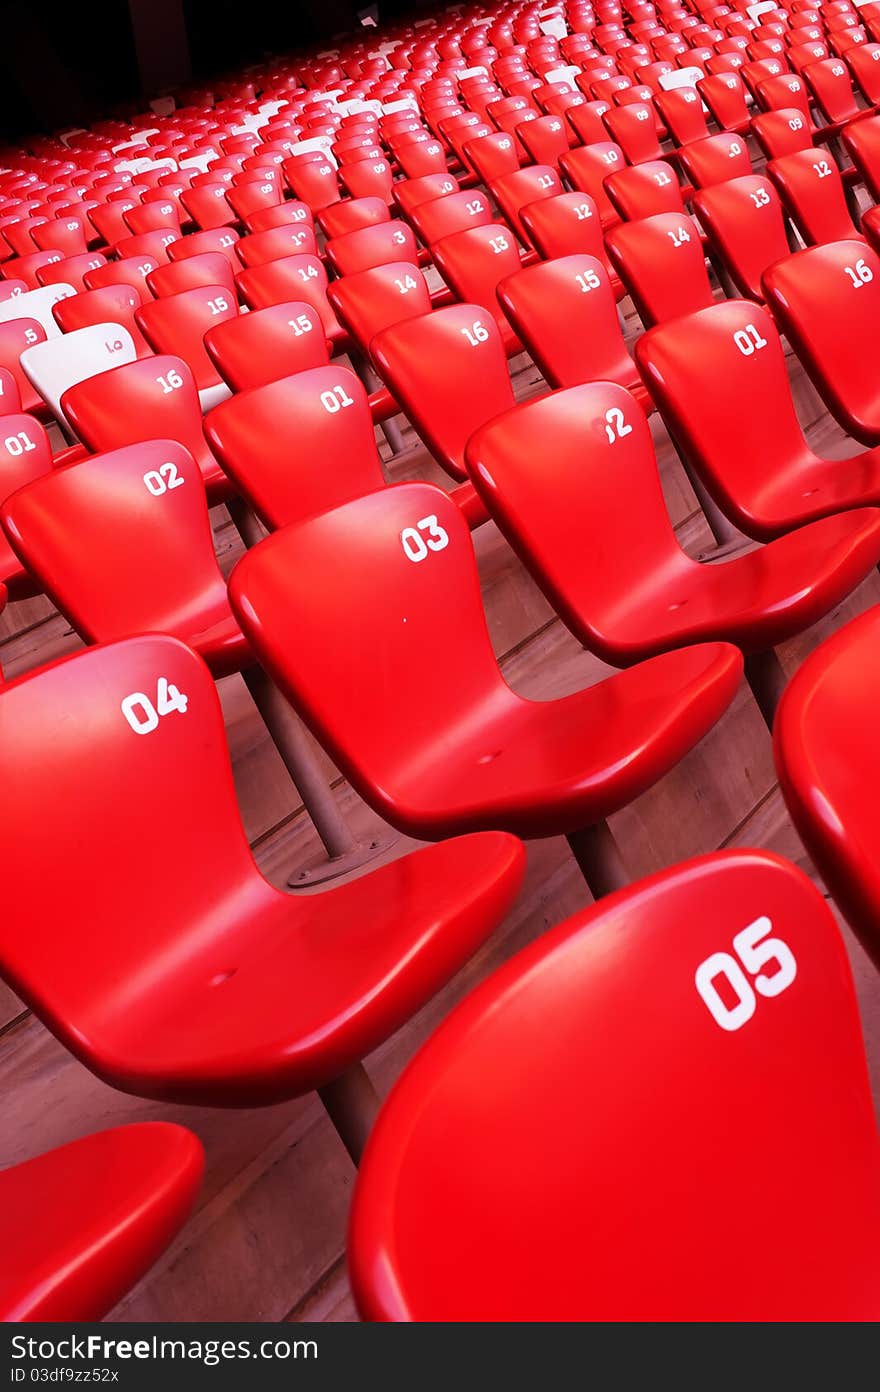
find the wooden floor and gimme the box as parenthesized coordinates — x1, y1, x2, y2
(4, 234, 880, 1325)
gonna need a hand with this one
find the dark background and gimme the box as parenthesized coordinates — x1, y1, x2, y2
(0, 0, 408, 142)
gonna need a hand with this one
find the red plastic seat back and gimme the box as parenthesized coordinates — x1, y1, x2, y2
(282, 155, 341, 212)
(698, 72, 751, 131)
(168, 227, 241, 274)
(489, 165, 564, 242)
(226, 174, 284, 223)
(180, 182, 236, 231)
(244, 200, 315, 235)
(694, 175, 791, 301)
(842, 113, 880, 201)
(61, 355, 218, 488)
(123, 201, 181, 237)
(635, 300, 808, 534)
(604, 160, 686, 220)
(603, 101, 665, 162)
(348, 848, 880, 1320)
(498, 254, 637, 392)
(236, 254, 343, 344)
(679, 131, 752, 188)
(146, 252, 237, 300)
(0, 319, 46, 415)
(227, 480, 501, 792)
(465, 382, 675, 625)
(767, 148, 860, 243)
(52, 284, 152, 358)
(0, 631, 269, 1034)
(33, 215, 88, 258)
(750, 107, 815, 161)
(0, 440, 219, 645)
(318, 197, 389, 240)
(235, 223, 318, 268)
(462, 131, 520, 185)
(519, 191, 610, 263)
(517, 114, 570, 168)
(846, 42, 880, 104)
(775, 607, 880, 968)
(340, 157, 395, 204)
(0, 367, 21, 415)
(409, 189, 494, 244)
(205, 367, 386, 529)
(762, 239, 880, 442)
(325, 221, 418, 277)
(606, 213, 714, 326)
(204, 301, 328, 391)
(114, 230, 181, 264)
(135, 286, 235, 391)
(84, 256, 158, 298)
(560, 143, 625, 226)
(327, 262, 432, 357)
(371, 306, 515, 481)
(393, 172, 460, 218)
(431, 223, 522, 347)
(396, 137, 449, 180)
(803, 57, 860, 124)
(655, 87, 711, 145)
(0, 411, 53, 583)
(756, 71, 813, 121)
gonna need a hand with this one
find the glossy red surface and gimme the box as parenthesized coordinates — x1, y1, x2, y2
(467, 382, 880, 661)
(135, 284, 236, 391)
(768, 147, 863, 242)
(694, 173, 791, 301)
(775, 604, 880, 967)
(350, 850, 880, 1321)
(0, 1124, 203, 1321)
(606, 211, 713, 325)
(763, 239, 880, 445)
(636, 299, 880, 539)
(61, 355, 230, 502)
(498, 253, 649, 401)
(205, 301, 328, 391)
(0, 634, 524, 1103)
(371, 305, 515, 483)
(327, 261, 432, 358)
(229, 481, 742, 840)
(431, 223, 522, 351)
(236, 253, 344, 345)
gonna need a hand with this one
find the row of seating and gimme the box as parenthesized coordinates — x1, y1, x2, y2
(3, 0, 880, 1324)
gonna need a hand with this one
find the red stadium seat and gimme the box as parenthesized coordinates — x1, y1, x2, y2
(205, 367, 479, 528)
(204, 301, 328, 391)
(114, 229, 181, 263)
(605, 212, 714, 325)
(636, 299, 880, 539)
(655, 87, 712, 146)
(762, 240, 880, 446)
(340, 157, 395, 204)
(768, 147, 862, 243)
(408, 188, 494, 244)
(227, 479, 741, 897)
(750, 107, 817, 161)
(21, 323, 138, 426)
(325, 221, 418, 277)
(0, 318, 47, 415)
(693, 175, 792, 300)
(167, 226, 241, 274)
(519, 192, 623, 296)
(0, 1124, 202, 1321)
(497, 255, 649, 403)
(393, 172, 460, 218)
(135, 285, 235, 409)
(0, 630, 523, 1153)
(489, 164, 564, 242)
(36, 251, 107, 294)
(371, 305, 515, 492)
(842, 112, 880, 200)
(560, 142, 625, 227)
(699, 72, 756, 135)
(802, 57, 862, 127)
(349, 849, 880, 1320)
(85, 255, 158, 297)
(318, 197, 390, 240)
(180, 181, 237, 231)
(146, 251, 237, 299)
(466, 382, 880, 723)
(236, 253, 345, 346)
(123, 200, 182, 237)
(678, 131, 752, 188)
(431, 224, 522, 352)
(0, 412, 54, 596)
(61, 356, 230, 501)
(234, 223, 318, 268)
(603, 101, 666, 163)
(0, 366, 20, 415)
(283, 155, 341, 212)
(604, 160, 687, 220)
(327, 261, 433, 360)
(776, 606, 880, 968)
